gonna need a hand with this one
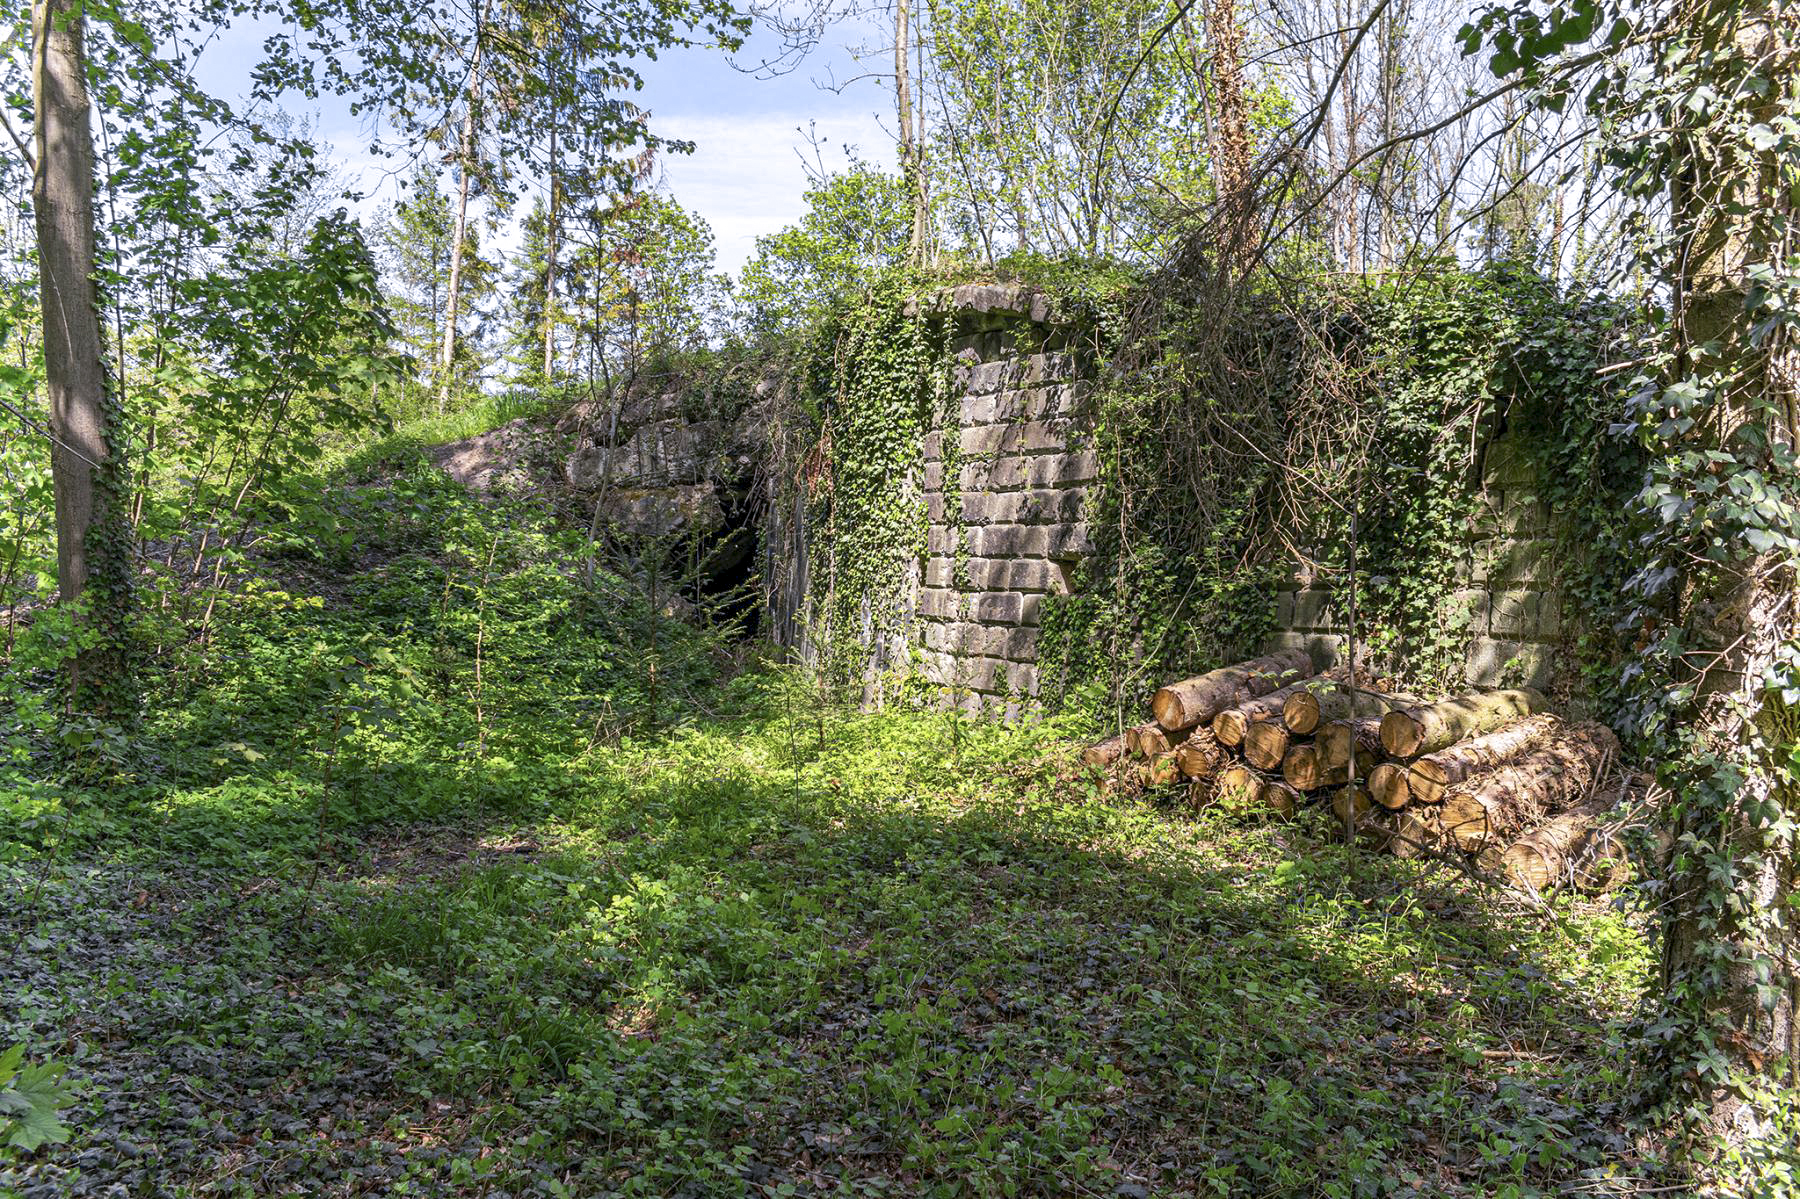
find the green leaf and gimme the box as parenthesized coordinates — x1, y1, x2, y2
(0, 1050, 78, 1153)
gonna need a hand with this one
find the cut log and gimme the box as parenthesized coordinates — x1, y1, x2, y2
(1283, 744, 1327, 791)
(1216, 764, 1265, 808)
(1282, 743, 1375, 791)
(1388, 809, 1453, 859)
(1139, 751, 1181, 787)
(1330, 785, 1374, 829)
(1405, 714, 1565, 803)
(1368, 762, 1412, 810)
(1242, 721, 1290, 771)
(1501, 794, 1618, 891)
(1261, 780, 1302, 819)
(1080, 732, 1129, 769)
(1282, 680, 1417, 735)
(1438, 722, 1620, 853)
(1150, 648, 1312, 731)
(1316, 718, 1383, 772)
(1379, 688, 1549, 758)
(1129, 720, 1195, 758)
(1175, 729, 1228, 780)
(1212, 677, 1322, 746)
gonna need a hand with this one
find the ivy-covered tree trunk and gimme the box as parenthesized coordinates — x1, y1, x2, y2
(1653, 0, 1797, 1144)
(32, 0, 134, 714)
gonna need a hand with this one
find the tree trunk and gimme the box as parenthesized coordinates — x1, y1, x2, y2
(1242, 720, 1289, 771)
(439, 29, 486, 413)
(1368, 762, 1410, 810)
(1317, 717, 1382, 771)
(543, 122, 558, 382)
(1261, 779, 1301, 819)
(1330, 784, 1373, 829)
(1129, 719, 1192, 758)
(1653, 1, 1799, 1133)
(1438, 722, 1619, 853)
(1406, 713, 1565, 803)
(895, 0, 926, 261)
(1139, 751, 1180, 787)
(1213, 676, 1325, 745)
(1216, 763, 1263, 808)
(1152, 647, 1311, 731)
(33, 0, 132, 713)
(1204, 0, 1253, 272)
(1379, 688, 1548, 758)
(1283, 742, 1375, 792)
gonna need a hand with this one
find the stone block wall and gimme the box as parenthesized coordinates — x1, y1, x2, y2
(779, 280, 1578, 714)
(1269, 429, 1564, 688)
(910, 285, 1095, 717)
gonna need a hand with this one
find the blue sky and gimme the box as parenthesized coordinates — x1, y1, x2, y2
(196, 13, 894, 275)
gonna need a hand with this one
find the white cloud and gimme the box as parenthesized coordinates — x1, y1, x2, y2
(649, 111, 894, 276)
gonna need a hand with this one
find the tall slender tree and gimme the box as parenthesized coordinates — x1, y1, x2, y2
(32, 0, 133, 712)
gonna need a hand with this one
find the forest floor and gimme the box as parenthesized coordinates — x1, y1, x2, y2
(1, 435, 1666, 1198)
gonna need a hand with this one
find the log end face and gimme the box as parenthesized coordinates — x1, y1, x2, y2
(1380, 710, 1421, 758)
(1284, 691, 1320, 734)
(1150, 688, 1185, 731)
(1369, 762, 1411, 810)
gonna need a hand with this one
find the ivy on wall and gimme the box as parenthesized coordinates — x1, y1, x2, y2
(780, 259, 1635, 732)
(1038, 263, 1637, 724)
(798, 275, 948, 689)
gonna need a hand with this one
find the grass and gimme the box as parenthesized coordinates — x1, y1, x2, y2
(0, 443, 1663, 1197)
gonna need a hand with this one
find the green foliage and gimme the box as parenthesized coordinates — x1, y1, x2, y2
(0, 434, 1669, 1195)
(738, 161, 914, 334)
(799, 274, 946, 690)
(0, 1045, 78, 1154)
(1471, 0, 1800, 1162)
(924, 0, 1216, 258)
(1039, 263, 1629, 721)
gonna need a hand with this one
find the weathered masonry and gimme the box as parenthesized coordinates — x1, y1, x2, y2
(778, 282, 1569, 716)
(914, 285, 1098, 717)
(1270, 429, 1562, 691)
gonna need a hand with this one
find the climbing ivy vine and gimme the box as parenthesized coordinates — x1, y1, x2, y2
(799, 275, 948, 690)
(1038, 264, 1634, 724)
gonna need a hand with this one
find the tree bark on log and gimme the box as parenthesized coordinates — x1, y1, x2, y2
(1212, 677, 1323, 746)
(1438, 722, 1620, 853)
(1150, 648, 1312, 731)
(1283, 680, 1417, 735)
(1175, 728, 1227, 779)
(1406, 714, 1565, 803)
(1379, 688, 1549, 758)
(1368, 762, 1411, 810)
(1501, 794, 1619, 891)
(1317, 718, 1382, 771)
(1242, 720, 1290, 771)
(1081, 733, 1129, 768)
(1127, 720, 1186, 758)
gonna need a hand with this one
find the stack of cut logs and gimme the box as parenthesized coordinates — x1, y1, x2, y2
(1081, 648, 1626, 892)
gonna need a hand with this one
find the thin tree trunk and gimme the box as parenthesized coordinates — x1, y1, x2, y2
(33, 0, 132, 712)
(895, 0, 924, 261)
(1205, 0, 1252, 272)
(439, 25, 486, 413)
(543, 120, 558, 382)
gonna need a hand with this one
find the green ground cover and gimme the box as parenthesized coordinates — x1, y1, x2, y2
(2, 443, 1660, 1197)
